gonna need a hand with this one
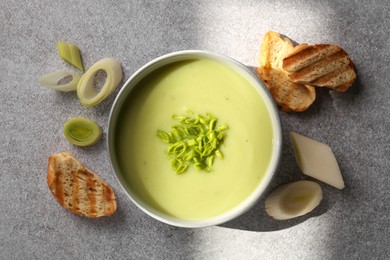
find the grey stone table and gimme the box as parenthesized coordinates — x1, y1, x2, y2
(1, 0, 389, 259)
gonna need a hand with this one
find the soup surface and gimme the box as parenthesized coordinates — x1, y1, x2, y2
(115, 58, 273, 220)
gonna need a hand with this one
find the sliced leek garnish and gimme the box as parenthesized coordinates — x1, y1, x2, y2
(64, 117, 102, 147)
(157, 113, 228, 174)
(77, 58, 123, 108)
(265, 180, 323, 220)
(38, 70, 81, 92)
(57, 41, 84, 71)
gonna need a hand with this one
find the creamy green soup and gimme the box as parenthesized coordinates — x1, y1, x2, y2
(115, 58, 273, 220)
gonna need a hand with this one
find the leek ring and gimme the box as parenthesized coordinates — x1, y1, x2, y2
(77, 58, 123, 108)
(39, 70, 81, 92)
(64, 117, 102, 147)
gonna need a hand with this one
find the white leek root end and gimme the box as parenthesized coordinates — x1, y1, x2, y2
(290, 132, 345, 189)
(39, 71, 81, 92)
(77, 58, 123, 108)
(265, 180, 323, 220)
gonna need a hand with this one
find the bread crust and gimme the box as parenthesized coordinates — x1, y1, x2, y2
(47, 152, 116, 218)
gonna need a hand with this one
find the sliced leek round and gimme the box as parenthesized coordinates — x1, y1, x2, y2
(39, 70, 81, 92)
(64, 117, 102, 147)
(265, 180, 322, 220)
(77, 58, 123, 108)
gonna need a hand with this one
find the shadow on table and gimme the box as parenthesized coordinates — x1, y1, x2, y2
(219, 193, 332, 232)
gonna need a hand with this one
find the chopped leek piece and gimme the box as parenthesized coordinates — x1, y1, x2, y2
(157, 113, 228, 174)
(38, 70, 81, 92)
(77, 58, 123, 108)
(215, 150, 223, 159)
(64, 117, 102, 147)
(57, 41, 84, 71)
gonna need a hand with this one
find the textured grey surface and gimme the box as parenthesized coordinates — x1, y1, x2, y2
(1, 0, 389, 259)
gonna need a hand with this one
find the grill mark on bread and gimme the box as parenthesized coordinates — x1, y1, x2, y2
(100, 178, 114, 215)
(312, 64, 356, 88)
(86, 170, 97, 216)
(104, 185, 113, 212)
(55, 170, 64, 205)
(63, 173, 71, 209)
(283, 44, 341, 72)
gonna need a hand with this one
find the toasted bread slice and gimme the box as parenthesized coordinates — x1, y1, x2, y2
(47, 152, 116, 218)
(282, 44, 356, 92)
(257, 32, 316, 112)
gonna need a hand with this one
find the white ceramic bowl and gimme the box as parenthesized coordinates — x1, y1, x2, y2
(108, 50, 282, 228)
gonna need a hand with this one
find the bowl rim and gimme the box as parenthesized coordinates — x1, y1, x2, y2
(108, 50, 282, 228)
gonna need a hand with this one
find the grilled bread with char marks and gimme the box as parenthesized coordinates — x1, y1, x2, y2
(257, 31, 316, 112)
(47, 152, 116, 218)
(282, 44, 356, 92)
